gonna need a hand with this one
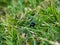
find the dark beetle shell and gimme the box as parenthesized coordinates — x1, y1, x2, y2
(30, 22, 35, 27)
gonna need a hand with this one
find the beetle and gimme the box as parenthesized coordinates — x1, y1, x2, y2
(30, 22, 35, 27)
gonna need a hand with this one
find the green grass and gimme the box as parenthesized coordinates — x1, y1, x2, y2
(0, 0, 60, 45)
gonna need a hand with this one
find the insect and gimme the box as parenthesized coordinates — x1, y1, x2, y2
(30, 22, 35, 27)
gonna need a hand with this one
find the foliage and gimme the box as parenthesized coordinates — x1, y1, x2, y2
(0, 0, 60, 45)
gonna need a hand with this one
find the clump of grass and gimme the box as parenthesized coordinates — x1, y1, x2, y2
(0, 0, 60, 45)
